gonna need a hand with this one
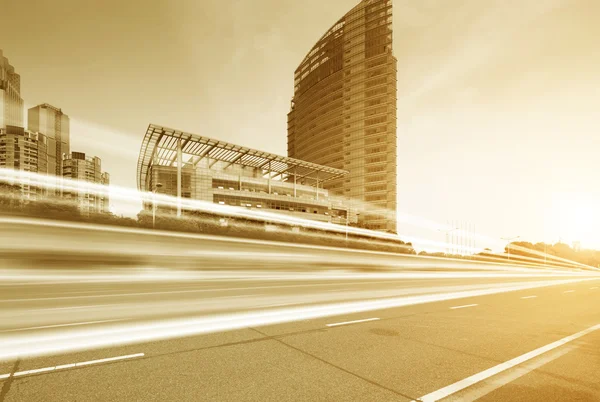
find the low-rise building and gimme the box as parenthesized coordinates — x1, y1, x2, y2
(62, 151, 110, 214)
(137, 124, 352, 224)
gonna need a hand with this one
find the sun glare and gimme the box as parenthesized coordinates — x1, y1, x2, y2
(548, 192, 600, 248)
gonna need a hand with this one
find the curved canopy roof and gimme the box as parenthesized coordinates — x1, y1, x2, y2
(137, 124, 348, 192)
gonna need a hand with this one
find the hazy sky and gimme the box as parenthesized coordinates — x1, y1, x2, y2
(1, 0, 599, 250)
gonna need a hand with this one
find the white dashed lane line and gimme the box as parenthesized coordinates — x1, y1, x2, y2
(0, 353, 145, 380)
(326, 317, 380, 327)
(450, 304, 478, 310)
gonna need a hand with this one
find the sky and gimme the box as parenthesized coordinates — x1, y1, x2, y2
(1, 0, 599, 250)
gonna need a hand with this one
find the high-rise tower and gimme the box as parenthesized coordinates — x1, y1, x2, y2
(28, 103, 70, 177)
(0, 50, 24, 129)
(288, 0, 397, 232)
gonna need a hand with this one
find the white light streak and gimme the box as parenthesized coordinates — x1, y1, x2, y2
(0, 277, 595, 361)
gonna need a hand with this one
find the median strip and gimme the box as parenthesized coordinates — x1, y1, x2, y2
(0, 353, 144, 380)
(326, 317, 380, 327)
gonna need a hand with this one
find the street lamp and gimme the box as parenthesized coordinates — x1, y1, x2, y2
(501, 235, 520, 261)
(152, 182, 163, 229)
(438, 227, 459, 255)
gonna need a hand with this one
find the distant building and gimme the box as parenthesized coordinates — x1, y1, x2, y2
(287, 0, 398, 232)
(0, 50, 24, 129)
(0, 125, 48, 199)
(137, 124, 350, 224)
(62, 151, 110, 214)
(28, 104, 70, 177)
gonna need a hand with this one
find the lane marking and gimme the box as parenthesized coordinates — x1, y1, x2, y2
(326, 317, 380, 327)
(563, 290, 575, 293)
(413, 323, 600, 402)
(0, 319, 126, 333)
(520, 295, 537, 299)
(450, 304, 478, 310)
(443, 346, 574, 401)
(2, 353, 144, 379)
(591, 287, 598, 290)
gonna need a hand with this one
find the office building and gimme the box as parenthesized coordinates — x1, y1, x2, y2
(28, 103, 70, 177)
(287, 0, 397, 232)
(137, 124, 349, 224)
(0, 50, 24, 129)
(0, 125, 48, 199)
(62, 151, 110, 214)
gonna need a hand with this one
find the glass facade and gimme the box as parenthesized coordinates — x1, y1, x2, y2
(288, 0, 397, 233)
(0, 50, 24, 129)
(28, 104, 70, 178)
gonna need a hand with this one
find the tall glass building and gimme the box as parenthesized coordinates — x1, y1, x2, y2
(28, 103, 70, 178)
(0, 50, 24, 129)
(287, 0, 397, 233)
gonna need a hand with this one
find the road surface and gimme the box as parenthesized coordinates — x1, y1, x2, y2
(1, 269, 599, 401)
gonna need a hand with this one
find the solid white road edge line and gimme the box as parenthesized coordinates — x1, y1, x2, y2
(413, 323, 600, 402)
(444, 346, 574, 401)
(326, 318, 380, 327)
(0, 353, 145, 380)
(520, 295, 537, 299)
(450, 304, 478, 310)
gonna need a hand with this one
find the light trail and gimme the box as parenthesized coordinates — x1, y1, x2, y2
(0, 269, 592, 284)
(0, 167, 591, 271)
(0, 277, 595, 361)
(0, 217, 592, 277)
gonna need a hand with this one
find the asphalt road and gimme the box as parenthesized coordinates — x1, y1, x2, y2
(1, 272, 599, 401)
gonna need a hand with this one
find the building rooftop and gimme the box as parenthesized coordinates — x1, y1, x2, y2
(137, 124, 348, 192)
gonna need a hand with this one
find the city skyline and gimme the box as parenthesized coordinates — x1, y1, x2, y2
(1, 0, 599, 249)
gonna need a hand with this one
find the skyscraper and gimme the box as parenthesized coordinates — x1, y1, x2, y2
(0, 50, 24, 129)
(0, 52, 47, 200)
(28, 103, 70, 177)
(287, 0, 397, 233)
